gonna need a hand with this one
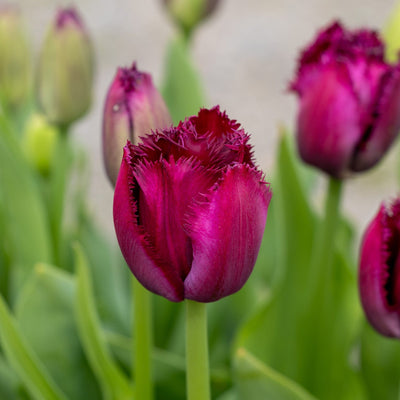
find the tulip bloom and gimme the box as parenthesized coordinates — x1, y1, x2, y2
(102, 63, 171, 186)
(359, 199, 400, 338)
(290, 21, 400, 178)
(113, 106, 271, 302)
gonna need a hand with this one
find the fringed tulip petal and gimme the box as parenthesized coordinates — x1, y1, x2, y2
(184, 164, 272, 302)
(114, 151, 184, 302)
(291, 21, 400, 178)
(359, 200, 400, 338)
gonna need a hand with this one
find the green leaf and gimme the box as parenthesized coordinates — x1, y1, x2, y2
(234, 348, 317, 400)
(0, 291, 66, 400)
(15, 263, 101, 400)
(0, 112, 52, 295)
(235, 132, 365, 400)
(73, 243, 133, 400)
(161, 35, 206, 123)
(360, 322, 400, 400)
(0, 354, 24, 400)
(76, 214, 131, 335)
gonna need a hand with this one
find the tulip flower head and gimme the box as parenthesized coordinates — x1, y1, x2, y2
(102, 63, 172, 186)
(113, 106, 271, 302)
(290, 21, 400, 178)
(359, 198, 400, 338)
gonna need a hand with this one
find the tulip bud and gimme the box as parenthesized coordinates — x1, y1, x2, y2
(359, 198, 400, 338)
(162, 0, 219, 36)
(36, 7, 94, 126)
(113, 106, 272, 302)
(102, 63, 172, 186)
(22, 114, 58, 175)
(290, 21, 400, 179)
(0, 6, 31, 110)
(383, 1, 400, 63)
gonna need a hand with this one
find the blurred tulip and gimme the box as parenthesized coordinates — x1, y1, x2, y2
(0, 6, 31, 110)
(102, 63, 171, 186)
(22, 114, 58, 175)
(290, 21, 400, 178)
(113, 106, 272, 302)
(162, 0, 219, 36)
(359, 198, 400, 338)
(383, 0, 400, 63)
(36, 7, 94, 127)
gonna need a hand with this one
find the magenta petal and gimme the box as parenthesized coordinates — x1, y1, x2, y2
(134, 157, 217, 280)
(184, 164, 272, 302)
(352, 68, 400, 172)
(296, 64, 362, 178)
(359, 205, 400, 337)
(113, 151, 184, 302)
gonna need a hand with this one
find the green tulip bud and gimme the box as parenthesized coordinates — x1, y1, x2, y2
(0, 6, 31, 110)
(162, 0, 219, 37)
(23, 114, 58, 175)
(36, 7, 94, 127)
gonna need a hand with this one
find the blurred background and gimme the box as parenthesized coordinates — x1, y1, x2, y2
(16, 0, 399, 239)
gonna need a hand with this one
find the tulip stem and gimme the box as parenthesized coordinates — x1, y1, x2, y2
(132, 277, 153, 400)
(309, 177, 343, 287)
(185, 300, 210, 400)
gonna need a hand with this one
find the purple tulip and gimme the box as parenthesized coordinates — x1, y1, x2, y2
(102, 63, 172, 186)
(359, 199, 400, 338)
(290, 21, 400, 178)
(113, 106, 272, 302)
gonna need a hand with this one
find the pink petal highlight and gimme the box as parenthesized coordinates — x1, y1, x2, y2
(184, 164, 272, 302)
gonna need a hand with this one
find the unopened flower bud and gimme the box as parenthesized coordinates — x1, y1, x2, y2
(0, 6, 31, 110)
(22, 114, 58, 175)
(36, 7, 94, 126)
(102, 63, 172, 186)
(162, 0, 219, 36)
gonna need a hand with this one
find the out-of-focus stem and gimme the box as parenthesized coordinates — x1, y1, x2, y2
(132, 277, 153, 400)
(185, 300, 210, 400)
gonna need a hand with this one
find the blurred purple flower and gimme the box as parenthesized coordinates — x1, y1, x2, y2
(291, 21, 400, 178)
(102, 63, 171, 186)
(359, 198, 400, 338)
(113, 106, 272, 302)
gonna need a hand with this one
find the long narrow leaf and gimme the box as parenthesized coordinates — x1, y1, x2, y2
(0, 292, 66, 400)
(73, 243, 133, 400)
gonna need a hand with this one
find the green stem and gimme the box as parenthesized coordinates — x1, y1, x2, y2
(132, 278, 153, 400)
(185, 300, 210, 400)
(308, 177, 343, 292)
(50, 125, 72, 266)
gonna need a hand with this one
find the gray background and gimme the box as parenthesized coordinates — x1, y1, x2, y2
(18, 0, 400, 240)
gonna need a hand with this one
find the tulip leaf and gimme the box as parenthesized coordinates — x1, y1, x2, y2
(73, 243, 133, 400)
(234, 348, 317, 400)
(360, 322, 400, 400)
(0, 354, 24, 399)
(0, 290, 67, 400)
(0, 112, 52, 295)
(76, 212, 131, 335)
(235, 132, 365, 400)
(161, 35, 206, 124)
(15, 263, 101, 400)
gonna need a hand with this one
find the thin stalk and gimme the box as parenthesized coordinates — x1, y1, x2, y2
(50, 124, 72, 266)
(185, 300, 210, 400)
(132, 278, 153, 400)
(307, 177, 343, 294)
